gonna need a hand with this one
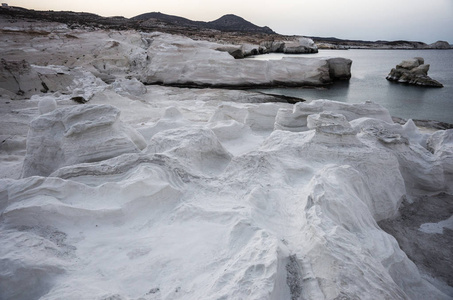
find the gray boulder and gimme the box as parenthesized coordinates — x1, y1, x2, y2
(0, 59, 48, 98)
(386, 57, 443, 87)
(327, 58, 352, 80)
(397, 57, 424, 69)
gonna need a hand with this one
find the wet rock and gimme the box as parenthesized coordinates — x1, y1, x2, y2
(379, 193, 453, 291)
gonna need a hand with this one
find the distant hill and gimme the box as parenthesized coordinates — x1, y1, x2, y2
(2, 6, 446, 49)
(132, 12, 275, 34)
(0, 7, 275, 35)
(207, 14, 274, 34)
(132, 12, 204, 28)
(0, 6, 133, 30)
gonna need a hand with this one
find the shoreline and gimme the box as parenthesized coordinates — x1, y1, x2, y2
(392, 116, 453, 131)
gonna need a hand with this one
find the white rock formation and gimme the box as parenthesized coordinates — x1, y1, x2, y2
(2, 90, 452, 299)
(147, 126, 232, 176)
(218, 37, 318, 58)
(111, 77, 147, 97)
(427, 130, 453, 192)
(21, 104, 146, 177)
(0, 20, 348, 91)
(38, 97, 57, 115)
(0, 17, 451, 300)
(260, 37, 318, 54)
(283, 37, 318, 53)
(274, 100, 392, 131)
(141, 33, 349, 87)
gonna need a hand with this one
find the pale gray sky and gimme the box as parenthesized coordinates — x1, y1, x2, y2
(7, 0, 453, 43)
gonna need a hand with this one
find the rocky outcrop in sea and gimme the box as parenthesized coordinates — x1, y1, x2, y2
(386, 57, 444, 87)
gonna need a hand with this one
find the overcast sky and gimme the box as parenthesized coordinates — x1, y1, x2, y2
(8, 0, 453, 43)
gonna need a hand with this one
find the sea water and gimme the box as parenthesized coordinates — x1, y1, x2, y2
(248, 49, 453, 123)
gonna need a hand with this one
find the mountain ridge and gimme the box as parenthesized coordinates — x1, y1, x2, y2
(132, 12, 276, 34)
(0, 6, 449, 49)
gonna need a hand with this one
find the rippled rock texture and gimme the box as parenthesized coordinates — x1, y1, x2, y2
(1, 89, 452, 299)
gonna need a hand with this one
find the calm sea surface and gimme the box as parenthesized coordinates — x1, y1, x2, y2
(248, 49, 453, 123)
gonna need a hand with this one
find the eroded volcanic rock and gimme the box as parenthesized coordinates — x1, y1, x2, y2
(139, 33, 346, 87)
(21, 104, 146, 177)
(386, 57, 443, 87)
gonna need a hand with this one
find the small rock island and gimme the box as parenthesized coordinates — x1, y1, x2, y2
(386, 57, 443, 87)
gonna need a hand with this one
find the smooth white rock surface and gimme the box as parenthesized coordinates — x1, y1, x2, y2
(38, 97, 57, 115)
(21, 104, 146, 177)
(2, 87, 452, 299)
(1, 27, 351, 92)
(141, 33, 332, 87)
